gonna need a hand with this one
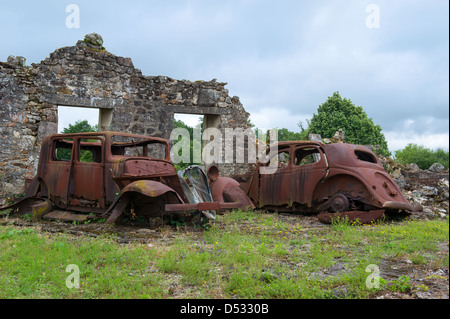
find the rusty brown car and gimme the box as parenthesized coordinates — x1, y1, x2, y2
(1, 132, 251, 224)
(233, 141, 421, 224)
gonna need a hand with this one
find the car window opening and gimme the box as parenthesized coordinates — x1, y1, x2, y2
(79, 138, 102, 163)
(53, 138, 73, 161)
(295, 147, 321, 165)
(355, 150, 377, 163)
(111, 135, 166, 159)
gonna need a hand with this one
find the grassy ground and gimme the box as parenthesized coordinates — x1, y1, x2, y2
(0, 210, 448, 299)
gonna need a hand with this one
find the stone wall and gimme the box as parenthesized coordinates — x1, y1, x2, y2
(0, 34, 252, 205)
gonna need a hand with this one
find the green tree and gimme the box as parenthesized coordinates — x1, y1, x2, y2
(301, 92, 390, 156)
(394, 144, 449, 170)
(172, 118, 202, 170)
(275, 128, 303, 142)
(60, 120, 99, 162)
(62, 120, 98, 133)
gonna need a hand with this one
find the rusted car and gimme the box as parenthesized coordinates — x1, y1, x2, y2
(1, 132, 251, 224)
(233, 141, 421, 224)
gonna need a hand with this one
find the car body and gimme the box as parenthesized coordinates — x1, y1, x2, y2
(1, 132, 251, 224)
(234, 141, 421, 223)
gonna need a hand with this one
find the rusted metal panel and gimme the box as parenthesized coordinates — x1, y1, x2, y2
(209, 176, 255, 210)
(0, 197, 50, 217)
(2, 132, 248, 224)
(258, 144, 328, 208)
(31, 199, 53, 221)
(238, 141, 420, 223)
(165, 202, 244, 212)
(116, 179, 185, 204)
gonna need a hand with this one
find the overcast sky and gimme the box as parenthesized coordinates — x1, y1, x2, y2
(1, 0, 448, 153)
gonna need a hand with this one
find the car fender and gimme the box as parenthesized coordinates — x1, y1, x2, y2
(119, 180, 184, 201)
(313, 170, 415, 211)
(104, 180, 184, 223)
(313, 172, 381, 208)
(24, 176, 48, 198)
(210, 176, 255, 210)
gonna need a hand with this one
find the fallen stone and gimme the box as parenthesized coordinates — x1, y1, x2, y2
(429, 163, 445, 173)
(438, 178, 449, 188)
(420, 186, 439, 196)
(406, 163, 420, 172)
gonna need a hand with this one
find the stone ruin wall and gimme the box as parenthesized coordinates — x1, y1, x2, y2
(0, 36, 253, 205)
(1, 35, 448, 218)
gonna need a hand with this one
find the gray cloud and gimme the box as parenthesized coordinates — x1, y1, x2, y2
(1, 0, 448, 152)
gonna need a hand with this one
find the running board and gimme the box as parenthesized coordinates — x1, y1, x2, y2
(42, 211, 95, 222)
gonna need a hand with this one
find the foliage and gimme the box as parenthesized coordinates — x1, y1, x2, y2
(59, 120, 98, 162)
(62, 120, 98, 134)
(172, 118, 202, 170)
(1, 212, 448, 299)
(394, 143, 449, 170)
(275, 128, 304, 142)
(380, 275, 412, 293)
(301, 92, 391, 156)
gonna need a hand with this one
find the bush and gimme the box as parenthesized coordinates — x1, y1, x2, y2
(394, 144, 449, 170)
(300, 92, 391, 156)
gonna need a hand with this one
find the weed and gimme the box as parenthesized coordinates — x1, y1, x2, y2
(0, 228, 35, 239)
(330, 215, 354, 231)
(414, 284, 429, 292)
(389, 275, 412, 293)
(0, 208, 12, 217)
(0, 211, 448, 299)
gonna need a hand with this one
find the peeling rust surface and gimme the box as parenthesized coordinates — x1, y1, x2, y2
(235, 141, 420, 224)
(1, 132, 247, 224)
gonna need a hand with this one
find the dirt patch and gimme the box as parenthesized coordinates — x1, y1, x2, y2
(0, 216, 205, 244)
(375, 262, 449, 299)
(1, 211, 448, 299)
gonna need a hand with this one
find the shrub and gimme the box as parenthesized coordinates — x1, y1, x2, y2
(300, 92, 390, 156)
(394, 143, 449, 170)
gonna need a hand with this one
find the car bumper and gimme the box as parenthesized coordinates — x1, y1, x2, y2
(382, 201, 422, 212)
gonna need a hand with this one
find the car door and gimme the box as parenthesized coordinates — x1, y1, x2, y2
(290, 145, 328, 206)
(47, 137, 74, 208)
(67, 136, 106, 212)
(258, 147, 293, 207)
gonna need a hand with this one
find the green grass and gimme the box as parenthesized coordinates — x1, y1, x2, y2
(0, 210, 448, 298)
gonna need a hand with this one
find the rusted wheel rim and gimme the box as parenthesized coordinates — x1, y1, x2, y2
(329, 194, 350, 212)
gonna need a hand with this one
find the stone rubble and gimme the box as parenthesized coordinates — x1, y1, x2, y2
(317, 131, 449, 219)
(377, 157, 448, 219)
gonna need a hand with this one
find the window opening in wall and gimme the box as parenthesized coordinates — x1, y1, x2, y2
(173, 114, 204, 169)
(174, 114, 204, 132)
(58, 106, 99, 133)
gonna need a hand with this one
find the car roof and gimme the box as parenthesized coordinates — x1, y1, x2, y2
(276, 140, 325, 147)
(43, 131, 169, 144)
